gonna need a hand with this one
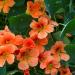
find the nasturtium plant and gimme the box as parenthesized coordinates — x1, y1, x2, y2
(0, 0, 75, 75)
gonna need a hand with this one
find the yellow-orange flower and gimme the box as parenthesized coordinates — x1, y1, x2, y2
(0, 26, 15, 45)
(30, 16, 58, 39)
(39, 51, 53, 69)
(45, 60, 60, 75)
(30, 34, 48, 54)
(0, 0, 15, 13)
(26, 1, 45, 18)
(17, 38, 39, 70)
(50, 41, 70, 61)
(0, 44, 17, 67)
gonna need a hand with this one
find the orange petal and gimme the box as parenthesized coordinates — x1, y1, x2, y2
(0, 1, 3, 12)
(0, 56, 5, 67)
(40, 62, 47, 69)
(18, 60, 29, 70)
(45, 68, 51, 74)
(5, 44, 17, 53)
(29, 30, 38, 37)
(29, 47, 39, 57)
(6, 54, 15, 64)
(12, 35, 23, 46)
(39, 38, 48, 45)
(36, 45, 44, 54)
(61, 53, 70, 61)
(31, 11, 42, 18)
(28, 57, 38, 67)
(3, 5, 10, 13)
(30, 20, 38, 29)
(38, 31, 47, 39)
(7, 0, 15, 7)
(0, 36, 5, 45)
(51, 20, 59, 27)
(39, 16, 48, 25)
(45, 25, 54, 33)
(50, 68, 58, 75)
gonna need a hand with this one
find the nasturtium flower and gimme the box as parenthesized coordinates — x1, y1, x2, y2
(30, 16, 58, 39)
(26, 1, 45, 18)
(39, 51, 53, 69)
(17, 38, 39, 70)
(0, 0, 15, 13)
(0, 26, 15, 45)
(0, 44, 17, 67)
(45, 60, 60, 75)
(30, 34, 48, 54)
(50, 41, 70, 61)
(59, 66, 72, 75)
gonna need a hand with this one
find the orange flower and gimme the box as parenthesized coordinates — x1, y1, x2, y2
(0, 26, 16, 45)
(59, 66, 72, 75)
(26, 1, 45, 18)
(0, 44, 17, 67)
(30, 16, 58, 39)
(17, 38, 39, 70)
(50, 41, 70, 61)
(0, 0, 15, 13)
(45, 60, 60, 75)
(21, 38, 35, 51)
(39, 51, 53, 69)
(30, 34, 48, 54)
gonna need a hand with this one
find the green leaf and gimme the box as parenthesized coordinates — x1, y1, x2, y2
(44, 0, 63, 18)
(61, 19, 75, 38)
(14, 0, 25, 6)
(8, 13, 32, 36)
(65, 44, 75, 66)
(0, 66, 6, 75)
(53, 31, 70, 44)
(8, 5, 25, 17)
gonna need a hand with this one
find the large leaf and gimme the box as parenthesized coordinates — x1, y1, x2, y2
(8, 13, 32, 36)
(65, 44, 75, 66)
(61, 19, 75, 38)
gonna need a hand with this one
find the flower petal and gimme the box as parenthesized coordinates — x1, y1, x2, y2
(3, 5, 10, 13)
(45, 25, 54, 33)
(0, 56, 5, 67)
(18, 60, 29, 70)
(38, 31, 47, 39)
(6, 54, 15, 64)
(28, 57, 38, 67)
(61, 53, 70, 61)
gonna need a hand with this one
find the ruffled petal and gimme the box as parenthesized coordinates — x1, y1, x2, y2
(0, 56, 5, 67)
(6, 54, 15, 64)
(28, 57, 38, 67)
(18, 60, 29, 70)
(38, 31, 47, 39)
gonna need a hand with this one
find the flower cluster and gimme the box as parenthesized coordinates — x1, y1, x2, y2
(0, 0, 72, 75)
